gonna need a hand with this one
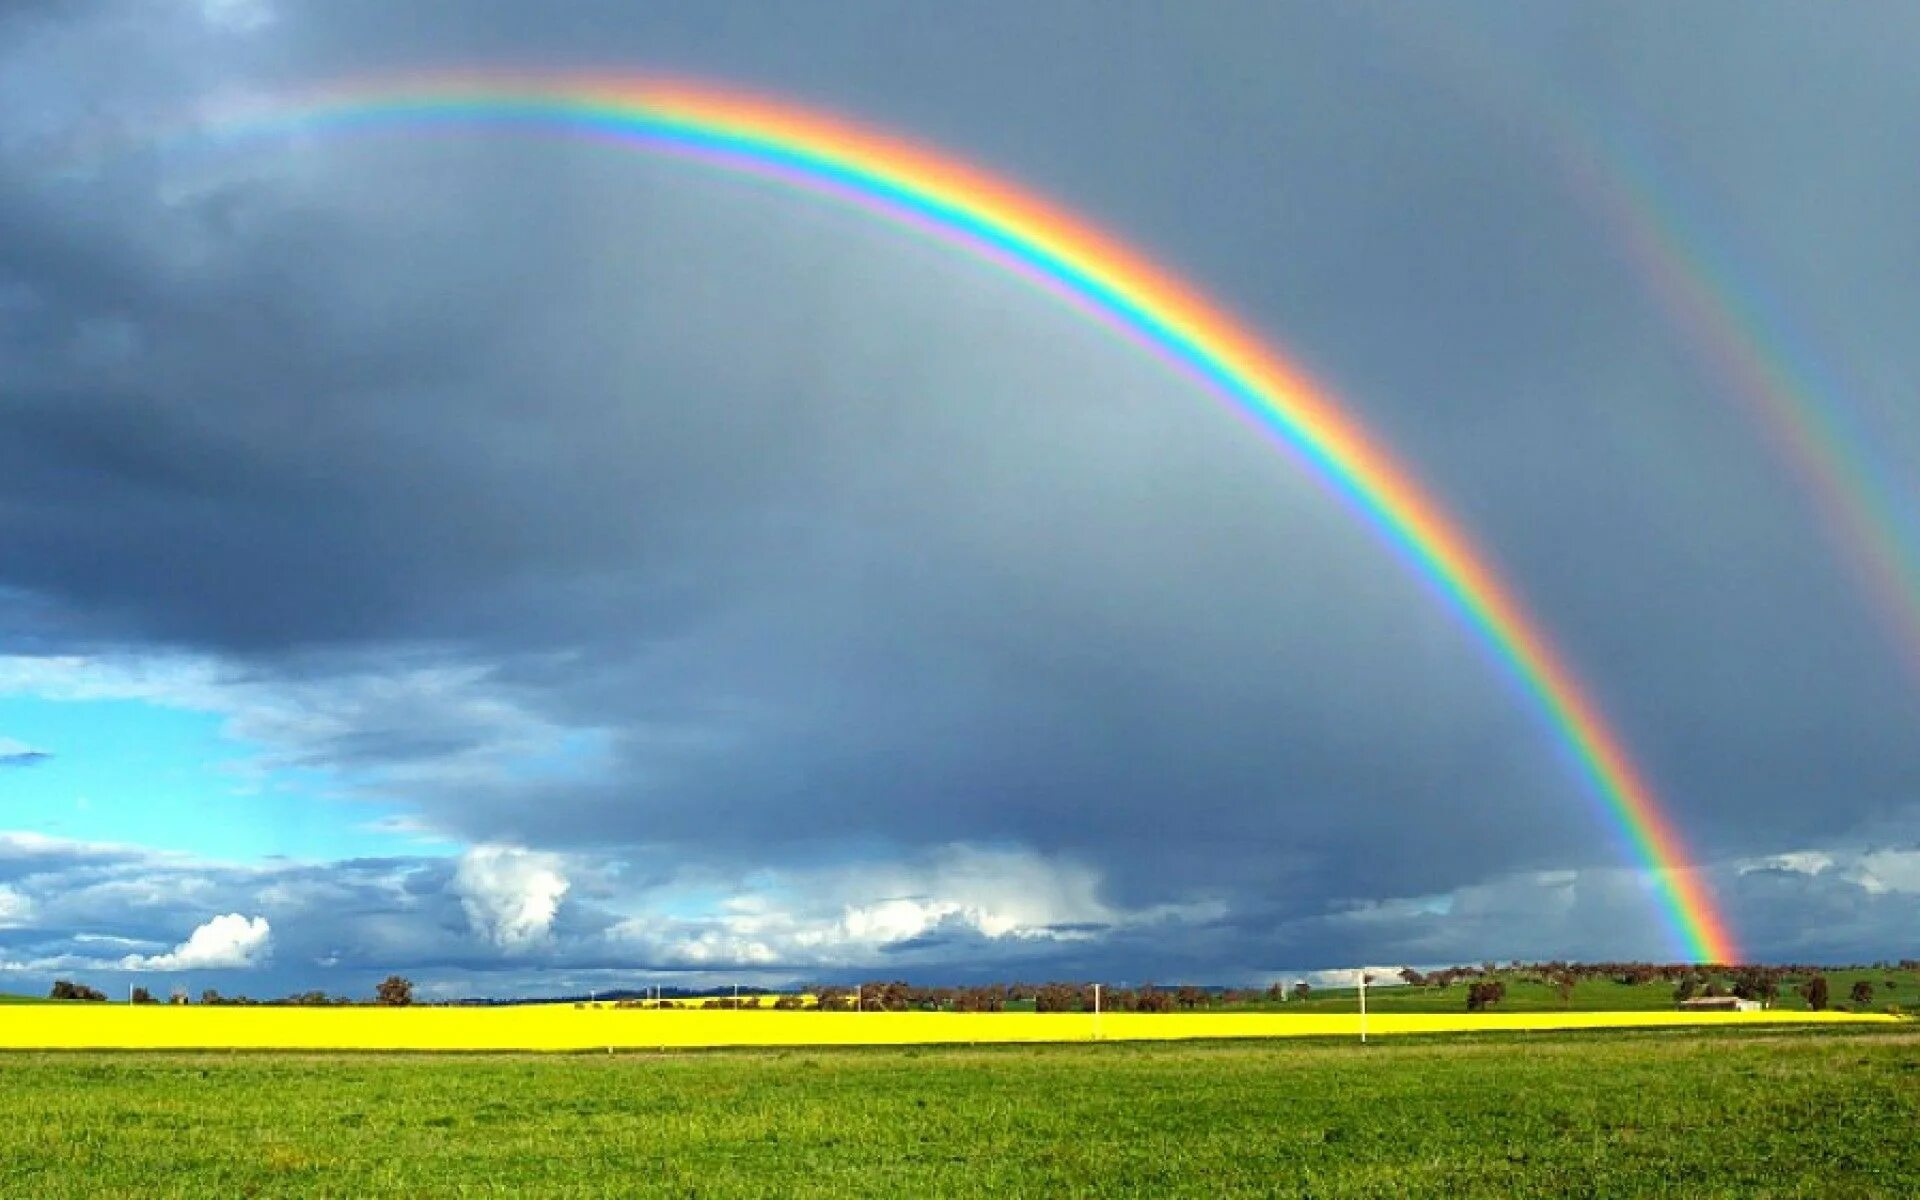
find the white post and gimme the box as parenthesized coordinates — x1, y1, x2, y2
(1092, 983, 1102, 1041)
(1358, 971, 1368, 1044)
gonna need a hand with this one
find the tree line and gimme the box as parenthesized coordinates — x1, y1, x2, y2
(45, 958, 1916, 1013)
(49, 976, 418, 1006)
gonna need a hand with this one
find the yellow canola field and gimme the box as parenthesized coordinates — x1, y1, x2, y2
(0, 1006, 1894, 1051)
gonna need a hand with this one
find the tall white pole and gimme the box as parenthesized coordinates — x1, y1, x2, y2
(1358, 971, 1368, 1044)
(1092, 983, 1101, 1041)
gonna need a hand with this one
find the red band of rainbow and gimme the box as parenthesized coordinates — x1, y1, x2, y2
(194, 73, 1736, 962)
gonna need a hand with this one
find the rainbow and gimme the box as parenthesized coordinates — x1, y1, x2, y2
(1367, 10, 1920, 694)
(193, 73, 1735, 961)
(1565, 123, 1920, 690)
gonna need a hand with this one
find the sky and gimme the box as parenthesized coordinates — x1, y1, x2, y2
(2, 0, 1918, 999)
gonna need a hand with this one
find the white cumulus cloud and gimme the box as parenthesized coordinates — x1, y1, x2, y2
(452, 846, 570, 952)
(121, 913, 272, 970)
(606, 845, 1184, 970)
(0, 884, 33, 928)
(0, 735, 50, 765)
(198, 0, 274, 33)
(1853, 849, 1920, 894)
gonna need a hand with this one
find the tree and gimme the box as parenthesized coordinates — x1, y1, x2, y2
(1399, 968, 1426, 987)
(1291, 983, 1311, 1002)
(200, 989, 223, 1006)
(1850, 980, 1874, 1007)
(130, 986, 156, 1005)
(953, 986, 1006, 1013)
(1757, 973, 1782, 1008)
(1555, 975, 1576, 1007)
(375, 975, 414, 1007)
(1467, 981, 1506, 1012)
(1801, 975, 1829, 1012)
(1673, 977, 1698, 1004)
(1128, 986, 1173, 1014)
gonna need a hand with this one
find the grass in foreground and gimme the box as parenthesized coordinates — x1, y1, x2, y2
(1, 1026, 1916, 1197)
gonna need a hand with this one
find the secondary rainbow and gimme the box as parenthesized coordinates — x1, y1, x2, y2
(196, 73, 1736, 961)
(1564, 123, 1920, 689)
(1369, 10, 1920, 693)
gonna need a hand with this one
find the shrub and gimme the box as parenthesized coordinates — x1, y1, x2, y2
(1466, 981, 1507, 1012)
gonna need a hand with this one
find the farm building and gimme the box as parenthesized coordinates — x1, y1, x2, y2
(1677, 996, 1762, 1012)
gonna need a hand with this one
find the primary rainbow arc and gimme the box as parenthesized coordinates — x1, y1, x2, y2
(201, 72, 1736, 962)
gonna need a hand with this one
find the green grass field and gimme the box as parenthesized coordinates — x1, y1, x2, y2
(1270, 967, 1919, 1014)
(1, 1025, 1914, 1197)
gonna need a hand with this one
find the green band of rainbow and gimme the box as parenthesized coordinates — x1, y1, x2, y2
(1570, 126, 1920, 693)
(1372, 11, 1920, 700)
(196, 73, 1735, 962)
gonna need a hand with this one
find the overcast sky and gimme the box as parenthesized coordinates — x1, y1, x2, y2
(3, 1, 1918, 998)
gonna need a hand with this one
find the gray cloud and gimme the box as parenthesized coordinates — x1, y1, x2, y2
(2, 1, 1918, 981)
(0, 738, 50, 767)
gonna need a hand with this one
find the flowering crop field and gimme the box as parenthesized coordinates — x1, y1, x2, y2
(0, 1003, 1892, 1051)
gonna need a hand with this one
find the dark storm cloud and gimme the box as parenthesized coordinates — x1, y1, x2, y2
(3, 0, 1919, 975)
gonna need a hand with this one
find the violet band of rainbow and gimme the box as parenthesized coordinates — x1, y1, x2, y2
(194, 74, 1737, 962)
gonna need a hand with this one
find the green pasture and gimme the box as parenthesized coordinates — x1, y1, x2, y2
(1247, 967, 1920, 1013)
(0, 1025, 1914, 1197)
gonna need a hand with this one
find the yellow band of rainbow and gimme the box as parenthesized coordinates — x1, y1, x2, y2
(195, 73, 1736, 962)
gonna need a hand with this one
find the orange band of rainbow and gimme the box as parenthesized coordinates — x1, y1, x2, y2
(195, 73, 1735, 962)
